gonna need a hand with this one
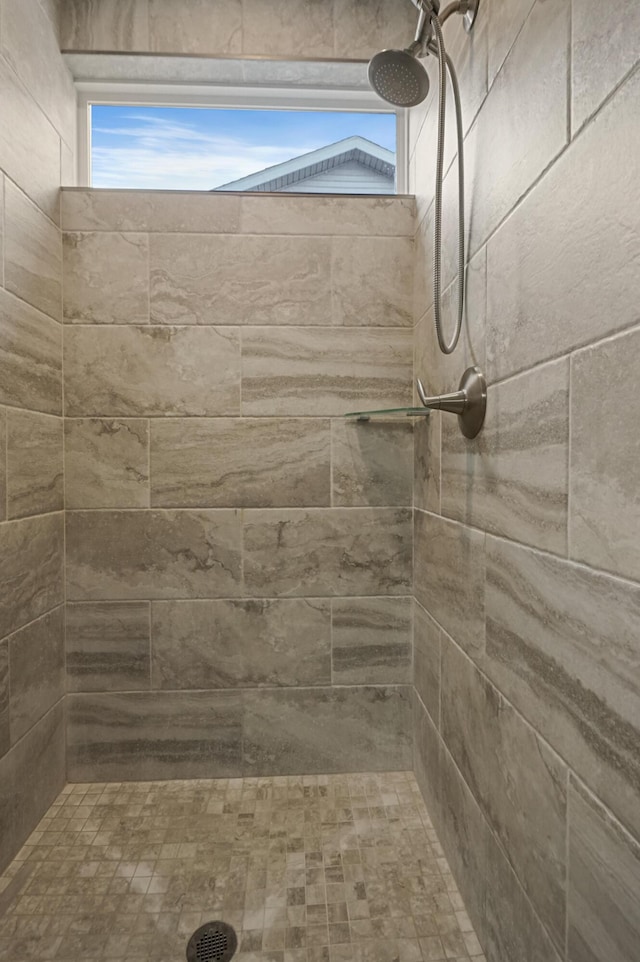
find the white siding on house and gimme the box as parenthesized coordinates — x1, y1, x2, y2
(278, 161, 394, 194)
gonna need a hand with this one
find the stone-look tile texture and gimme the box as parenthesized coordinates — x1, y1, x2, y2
(410, 0, 640, 958)
(0, 0, 71, 876)
(61, 193, 417, 797)
(60, 0, 416, 59)
(0, 773, 484, 962)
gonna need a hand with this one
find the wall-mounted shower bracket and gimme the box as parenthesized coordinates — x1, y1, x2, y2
(461, 0, 480, 32)
(416, 366, 486, 438)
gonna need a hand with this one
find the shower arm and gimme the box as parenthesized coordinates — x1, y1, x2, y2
(408, 0, 479, 35)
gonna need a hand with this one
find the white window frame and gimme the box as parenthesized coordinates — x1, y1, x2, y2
(76, 83, 408, 193)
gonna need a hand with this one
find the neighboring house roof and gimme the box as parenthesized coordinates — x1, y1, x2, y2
(213, 135, 395, 193)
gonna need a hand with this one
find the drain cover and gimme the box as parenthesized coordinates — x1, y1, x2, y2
(186, 920, 237, 962)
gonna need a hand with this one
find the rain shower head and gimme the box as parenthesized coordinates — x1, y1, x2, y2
(367, 47, 430, 107)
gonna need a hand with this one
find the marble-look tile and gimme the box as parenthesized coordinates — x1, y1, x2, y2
(486, 66, 640, 381)
(65, 418, 150, 509)
(0, 514, 63, 639)
(568, 779, 640, 962)
(239, 195, 415, 237)
(331, 597, 412, 685)
(61, 188, 242, 233)
(414, 414, 440, 514)
(0, 289, 62, 415)
(413, 601, 440, 725)
(8, 607, 64, 744)
(63, 232, 149, 324)
(241, 327, 413, 417)
(484, 821, 563, 962)
(151, 599, 331, 689)
(570, 330, 640, 583)
(242, 0, 334, 58)
(60, 0, 150, 51)
(61, 139, 76, 187)
(485, 534, 640, 840)
(149, 0, 241, 54)
(437, 744, 488, 946)
(0, 176, 4, 287)
(464, 0, 569, 259)
(332, 237, 413, 328)
(414, 511, 485, 657)
(0, 702, 64, 874)
(441, 357, 569, 554)
(64, 326, 241, 416)
(243, 686, 412, 775)
(150, 233, 331, 327)
(1, 0, 76, 146)
(0, 410, 6, 523)
(413, 688, 441, 824)
(333, 0, 416, 59)
(6, 410, 63, 519)
(243, 508, 412, 598)
(0, 642, 8, 758)
(66, 601, 151, 692)
(151, 418, 330, 508)
(487, 0, 536, 86)
(441, 636, 567, 949)
(67, 691, 243, 781)
(331, 420, 413, 507)
(0, 58, 60, 223)
(4, 181, 61, 322)
(66, 509, 242, 601)
(572, 0, 640, 132)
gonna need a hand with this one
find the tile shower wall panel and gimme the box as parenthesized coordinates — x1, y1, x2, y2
(410, 0, 640, 958)
(0, 0, 75, 873)
(62, 191, 415, 781)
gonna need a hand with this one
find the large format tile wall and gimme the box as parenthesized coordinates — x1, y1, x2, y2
(0, 0, 76, 872)
(409, 1, 640, 961)
(58, 0, 416, 60)
(61, 189, 416, 783)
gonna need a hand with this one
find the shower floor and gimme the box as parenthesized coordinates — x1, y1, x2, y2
(0, 771, 484, 962)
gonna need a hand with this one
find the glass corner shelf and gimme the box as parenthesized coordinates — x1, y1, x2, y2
(344, 406, 430, 421)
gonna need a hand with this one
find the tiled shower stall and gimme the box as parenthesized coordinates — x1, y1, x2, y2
(0, 1, 639, 961)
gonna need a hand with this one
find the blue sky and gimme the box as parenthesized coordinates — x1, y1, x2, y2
(91, 106, 396, 190)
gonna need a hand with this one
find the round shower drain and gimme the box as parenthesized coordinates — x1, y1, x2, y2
(186, 920, 237, 962)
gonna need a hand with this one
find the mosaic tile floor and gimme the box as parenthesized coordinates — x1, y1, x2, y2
(0, 772, 484, 962)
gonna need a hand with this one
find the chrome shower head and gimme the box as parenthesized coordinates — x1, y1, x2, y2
(367, 47, 430, 107)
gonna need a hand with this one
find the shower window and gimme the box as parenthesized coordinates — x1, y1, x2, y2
(75, 82, 405, 193)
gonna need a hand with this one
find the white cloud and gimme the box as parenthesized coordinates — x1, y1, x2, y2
(91, 111, 319, 190)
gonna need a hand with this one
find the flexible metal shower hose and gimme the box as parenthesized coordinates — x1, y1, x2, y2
(430, 15, 465, 355)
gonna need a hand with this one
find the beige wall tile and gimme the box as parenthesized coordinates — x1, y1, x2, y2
(64, 325, 241, 417)
(0, 641, 8, 757)
(414, 511, 485, 658)
(414, 601, 440, 726)
(6, 410, 63, 519)
(150, 418, 330, 508)
(150, 233, 331, 326)
(64, 418, 150, 509)
(441, 357, 569, 554)
(333, 0, 416, 59)
(243, 507, 412, 598)
(149, 0, 242, 54)
(8, 607, 64, 744)
(485, 535, 640, 840)
(572, 0, 640, 132)
(242, 0, 333, 58)
(486, 0, 536, 86)
(151, 598, 331, 689)
(486, 66, 640, 381)
(332, 236, 413, 327)
(570, 328, 640, 583)
(332, 420, 413, 507)
(66, 509, 242, 601)
(240, 195, 415, 237)
(60, 0, 150, 51)
(66, 601, 151, 693)
(0, 409, 6, 523)
(0, 514, 64, 639)
(4, 181, 62, 321)
(0, 58, 60, 222)
(331, 597, 412, 685)
(61, 189, 242, 233)
(63, 232, 149, 324)
(241, 327, 412, 417)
